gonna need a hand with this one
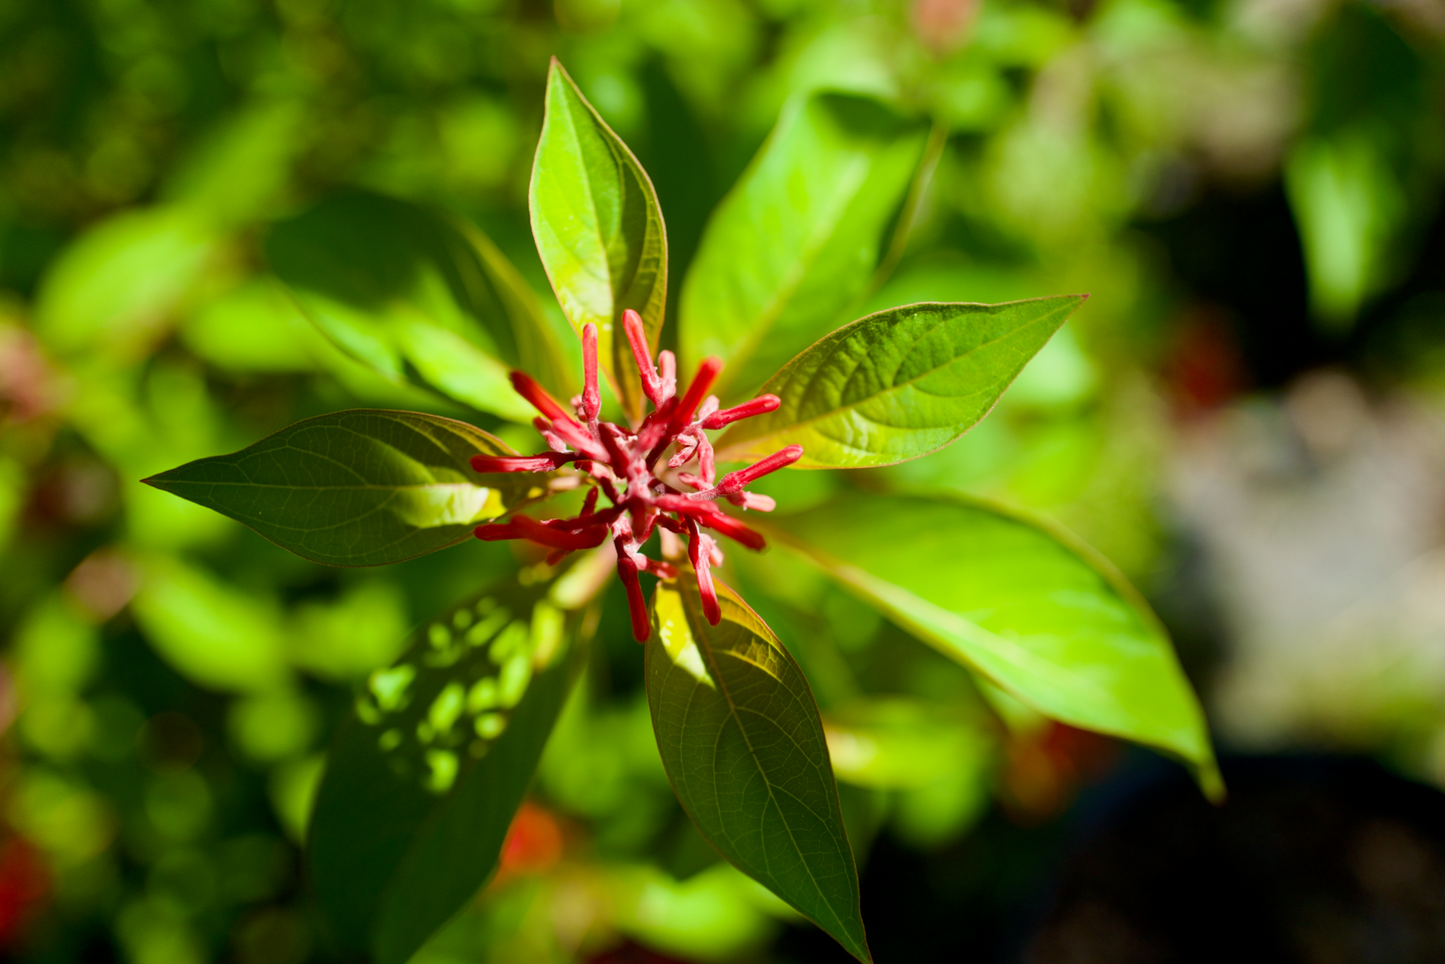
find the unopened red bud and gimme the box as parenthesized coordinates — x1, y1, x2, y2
(701, 394, 780, 430)
(614, 537, 650, 642)
(670, 356, 724, 432)
(474, 522, 522, 541)
(510, 515, 610, 550)
(687, 519, 721, 625)
(470, 452, 577, 473)
(581, 323, 601, 421)
(715, 444, 803, 494)
(510, 371, 575, 424)
(622, 309, 665, 406)
(699, 510, 766, 551)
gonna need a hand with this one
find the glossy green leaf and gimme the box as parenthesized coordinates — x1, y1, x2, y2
(766, 494, 1223, 799)
(143, 410, 544, 567)
(717, 297, 1084, 468)
(680, 92, 930, 399)
(267, 192, 567, 421)
(529, 58, 667, 421)
(646, 579, 869, 962)
(309, 570, 589, 964)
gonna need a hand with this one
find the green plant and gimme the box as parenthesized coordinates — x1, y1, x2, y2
(145, 60, 1218, 964)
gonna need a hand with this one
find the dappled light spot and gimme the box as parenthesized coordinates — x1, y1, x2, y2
(467, 678, 499, 713)
(475, 713, 506, 739)
(428, 683, 465, 737)
(369, 665, 415, 712)
(424, 750, 458, 794)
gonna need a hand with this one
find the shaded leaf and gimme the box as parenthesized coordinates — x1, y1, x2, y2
(267, 192, 567, 420)
(309, 568, 591, 964)
(646, 579, 869, 962)
(680, 92, 930, 399)
(766, 494, 1222, 799)
(143, 410, 544, 567)
(717, 297, 1084, 468)
(529, 58, 667, 421)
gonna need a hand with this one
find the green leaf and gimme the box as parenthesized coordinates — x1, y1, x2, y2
(646, 579, 870, 962)
(129, 554, 289, 693)
(765, 494, 1223, 800)
(309, 570, 589, 964)
(823, 697, 990, 791)
(266, 191, 568, 421)
(142, 410, 544, 567)
(529, 58, 667, 421)
(717, 297, 1085, 468)
(680, 92, 930, 400)
(34, 206, 221, 362)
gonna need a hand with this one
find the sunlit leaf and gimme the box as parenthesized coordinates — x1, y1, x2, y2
(680, 92, 929, 399)
(179, 279, 328, 373)
(143, 410, 545, 567)
(646, 579, 870, 962)
(34, 206, 221, 362)
(163, 101, 306, 227)
(766, 494, 1223, 799)
(267, 192, 568, 420)
(716, 297, 1084, 468)
(308, 569, 590, 964)
(823, 697, 991, 791)
(529, 58, 667, 421)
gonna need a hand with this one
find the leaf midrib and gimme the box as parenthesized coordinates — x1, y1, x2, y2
(687, 595, 852, 943)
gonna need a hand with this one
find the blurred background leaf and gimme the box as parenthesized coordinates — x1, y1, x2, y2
(2, 0, 1444, 961)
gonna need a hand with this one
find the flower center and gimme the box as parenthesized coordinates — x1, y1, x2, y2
(470, 309, 801, 642)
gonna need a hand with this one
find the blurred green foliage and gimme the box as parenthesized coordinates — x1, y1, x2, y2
(1, 0, 1442, 962)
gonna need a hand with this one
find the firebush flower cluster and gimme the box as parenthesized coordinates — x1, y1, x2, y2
(471, 309, 802, 642)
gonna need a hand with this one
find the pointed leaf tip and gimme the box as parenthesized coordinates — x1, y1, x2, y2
(646, 579, 870, 961)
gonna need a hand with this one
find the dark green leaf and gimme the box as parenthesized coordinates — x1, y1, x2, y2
(646, 579, 870, 962)
(309, 568, 591, 964)
(530, 58, 667, 421)
(765, 494, 1223, 799)
(717, 297, 1085, 468)
(143, 410, 545, 567)
(680, 92, 930, 400)
(266, 192, 568, 420)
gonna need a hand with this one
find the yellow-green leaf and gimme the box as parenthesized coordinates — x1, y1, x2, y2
(529, 58, 667, 422)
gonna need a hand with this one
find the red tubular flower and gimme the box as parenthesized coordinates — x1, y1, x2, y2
(614, 537, 650, 641)
(510, 371, 575, 424)
(471, 314, 801, 640)
(686, 517, 721, 625)
(702, 394, 780, 430)
(471, 452, 579, 473)
(669, 356, 723, 433)
(580, 323, 601, 422)
(622, 309, 665, 407)
(696, 445, 804, 500)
